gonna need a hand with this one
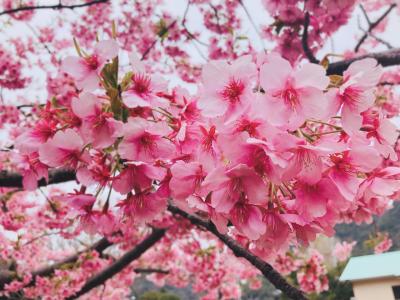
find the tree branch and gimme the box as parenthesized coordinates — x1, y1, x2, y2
(354, 4, 397, 52)
(0, 169, 76, 188)
(0, 237, 112, 289)
(326, 48, 400, 75)
(66, 228, 166, 300)
(0, 0, 109, 17)
(302, 12, 319, 64)
(134, 268, 169, 274)
(167, 205, 308, 300)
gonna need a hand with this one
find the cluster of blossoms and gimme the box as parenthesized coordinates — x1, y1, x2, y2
(0, 47, 29, 90)
(261, 0, 358, 62)
(333, 241, 357, 262)
(12, 37, 400, 263)
(274, 248, 329, 294)
(296, 250, 329, 294)
(0, 105, 19, 128)
(0, 187, 260, 300)
(374, 233, 393, 253)
(1, 1, 400, 299)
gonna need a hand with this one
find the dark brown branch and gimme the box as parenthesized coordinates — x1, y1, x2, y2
(378, 81, 400, 86)
(0, 169, 76, 188)
(359, 4, 372, 25)
(0, 237, 112, 289)
(0, 0, 109, 17)
(302, 12, 319, 64)
(354, 4, 397, 52)
(134, 268, 169, 274)
(66, 228, 166, 300)
(167, 205, 308, 300)
(326, 48, 400, 75)
(367, 32, 394, 50)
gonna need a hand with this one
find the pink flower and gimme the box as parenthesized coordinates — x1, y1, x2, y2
(61, 40, 119, 91)
(333, 241, 356, 262)
(294, 179, 335, 220)
(198, 55, 257, 117)
(362, 109, 398, 160)
(296, 251, 329, 293)
(122, 53, 167, 108)
(71, 92, 119, 149)
(259, 55, 329, 130)
(327, 144, 381, 201)
(170, 161, 206, 200)
(187, 195, 228, 234)
(118, 117, 175, 162)
(202, 164, 267, 213)
(113, 162, 166, 194)
(12, 152, 48, 190)
(56, 193, 115, 235)
(38, 128, 85, 168)
(359, 167, 400, 200)
(281, 140, 329, 185)
(332, 58, 382, 134)
(118, 190, 166, 224)
(374, 235, 393, 254)
(230, 201, 266, 240)
(15, 120, 56, 154)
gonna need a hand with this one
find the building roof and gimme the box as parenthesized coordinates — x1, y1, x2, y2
(340, 251, 400, 282)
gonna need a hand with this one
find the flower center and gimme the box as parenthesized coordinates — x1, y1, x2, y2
(132, 73, 151, 95)
(235, 119, 261, 137)
(281, 87, 299, 110)
(221, 78, 245, 103)
(85, 55, 99, 70)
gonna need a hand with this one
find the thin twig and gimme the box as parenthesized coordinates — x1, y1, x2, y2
(354, 3, 397, 52)
(209, 4, 223, 34)
(359, 4, 371, 25)
(0, 0, 109, 16)
(181, 1, 208, 47)
(237, 0, 265, 49)
(141, 20, 177, 61)
(25, 23, 55, 58)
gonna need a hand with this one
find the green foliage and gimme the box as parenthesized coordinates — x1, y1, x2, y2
(139, 290, 180, 300)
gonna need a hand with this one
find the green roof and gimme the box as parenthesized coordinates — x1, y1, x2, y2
(340, 251, 400, 282)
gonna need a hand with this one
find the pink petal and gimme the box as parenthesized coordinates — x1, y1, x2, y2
(294, 63, 329, 90)
(71, 92, 97, 118)
(259, 55, 292, 90)
(94, 40, 119, 62)
(61, 56, 89, 80)
(341, 105, 362, 134)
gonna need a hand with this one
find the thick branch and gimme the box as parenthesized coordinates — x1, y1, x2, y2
(0, 169, 76, 188)
(66, 228, 166, 300)
(167, 205, 308, 300)
(354, 4, 397, 52)
(302, 12, 319, 64)
(0, 237, 112, 289)
(0, 0, 109, 17)
(326, 48, 400, 75)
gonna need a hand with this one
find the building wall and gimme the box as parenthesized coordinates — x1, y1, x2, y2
(353, 278, 400, 300)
